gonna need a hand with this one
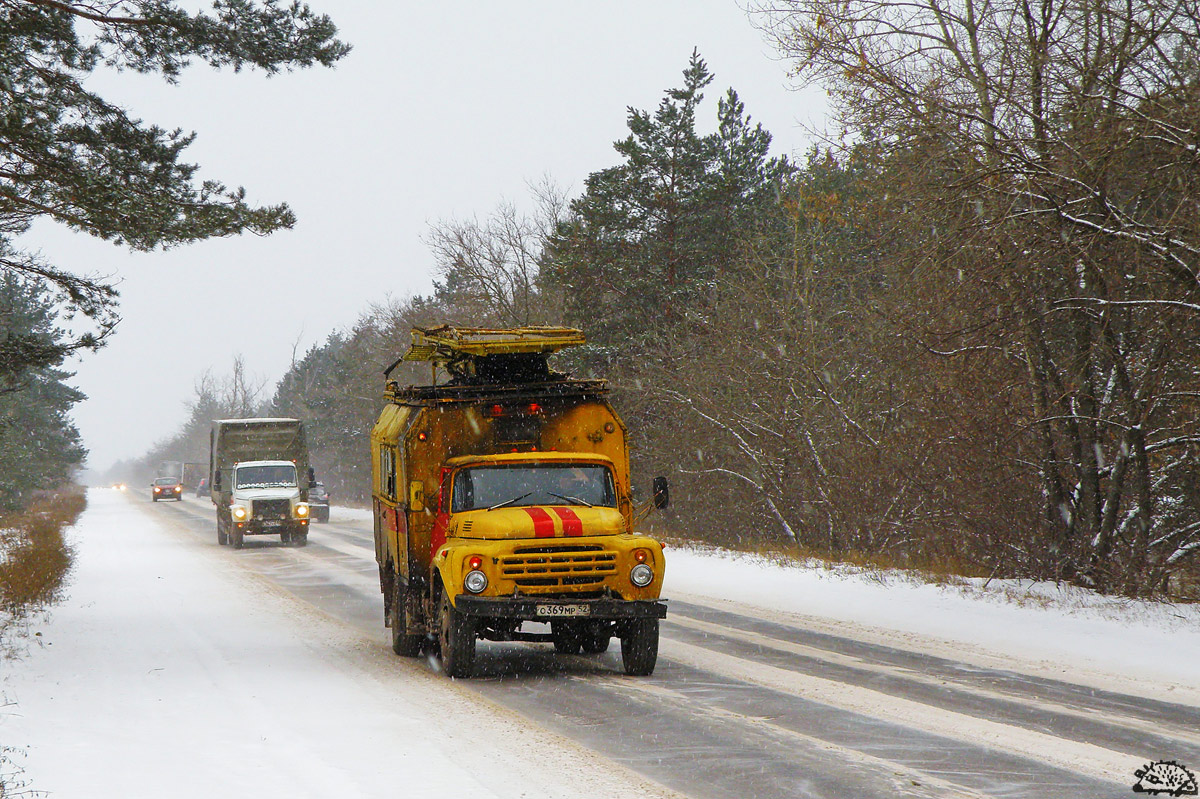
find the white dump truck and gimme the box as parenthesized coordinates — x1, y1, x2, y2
(209, 418, 314, 548)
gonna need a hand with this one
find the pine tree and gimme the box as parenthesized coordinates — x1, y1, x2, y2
(0, 1, 350, 374)
(0, 275, 87, 509)
(544, 50, 791, 348)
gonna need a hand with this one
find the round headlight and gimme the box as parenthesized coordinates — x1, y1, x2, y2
(295, 503, 309, 517)
(630, 563, 654, 587)
(232, 505, 247, 520)
(464, 570, 488, 594)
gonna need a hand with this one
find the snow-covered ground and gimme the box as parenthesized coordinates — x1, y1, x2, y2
(3, 491, 1199, 797)
(665, 547, 1200, 701)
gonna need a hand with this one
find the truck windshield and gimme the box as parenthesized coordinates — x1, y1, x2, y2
(451, 465, 617, 512)
(235, 464, 297, 489)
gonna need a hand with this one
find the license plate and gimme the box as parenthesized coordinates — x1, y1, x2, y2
(536, 604, 590, 618)
(261, 520, 282, 528)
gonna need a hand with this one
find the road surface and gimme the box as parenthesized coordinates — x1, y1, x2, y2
(37, 491, 1200, 798)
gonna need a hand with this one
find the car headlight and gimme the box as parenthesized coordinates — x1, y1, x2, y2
(463, 570, 488, 594)
(295, 503, 309, 517)
(153, 487, 161, 493)
(231, 505, 248, 521)
(630, 563, 654, 587)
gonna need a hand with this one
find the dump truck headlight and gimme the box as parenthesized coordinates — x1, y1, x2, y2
(464, 570, 488, 594)
(231, 505, 248, 521)
(295, 503, 309, 518)
(630, 563, 654, 587)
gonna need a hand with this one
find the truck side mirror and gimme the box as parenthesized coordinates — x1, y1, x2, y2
(213, 472, 222, 491)
(652, 476, 670, 509)
(307, 466, 316, 486)
(409, 480, 425, 512)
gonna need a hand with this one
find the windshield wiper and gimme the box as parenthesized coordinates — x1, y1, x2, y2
(488, 492, 533, 511)
(548, 492, 593, 508)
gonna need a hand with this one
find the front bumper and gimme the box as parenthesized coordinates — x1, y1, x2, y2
(236, 518, 309, 535)
(453, 596, 667, 620)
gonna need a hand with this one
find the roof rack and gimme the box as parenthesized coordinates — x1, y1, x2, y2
(384, 326, 587, 386)
(402, 326, 584, 362)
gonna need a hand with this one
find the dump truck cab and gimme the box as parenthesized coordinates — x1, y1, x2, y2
(371, 326, 667, 677)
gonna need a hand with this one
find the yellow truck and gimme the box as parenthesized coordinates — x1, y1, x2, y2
(371, 326, 668, 678)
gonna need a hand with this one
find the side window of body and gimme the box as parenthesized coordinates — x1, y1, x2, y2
(380, 446, 396, 499)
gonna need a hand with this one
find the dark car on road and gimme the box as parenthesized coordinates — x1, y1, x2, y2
(151, 477, 183, 502)
(308, 482, 330, 523)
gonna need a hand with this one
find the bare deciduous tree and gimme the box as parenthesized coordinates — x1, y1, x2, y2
(753, 0, 1200, 593)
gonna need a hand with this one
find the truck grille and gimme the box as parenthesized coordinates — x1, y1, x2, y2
(500, 544, 617, 587)
(254, 498, 291, 520)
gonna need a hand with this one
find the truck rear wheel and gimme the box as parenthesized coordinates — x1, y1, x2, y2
(388, 574, 423, 657)
(438, 592, 476, 678)
(620, 618, 659, 676)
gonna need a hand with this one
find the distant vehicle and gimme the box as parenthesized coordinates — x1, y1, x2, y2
(151, 477, 183, 502)
(210, 418, 314, 548)
(195, 477, 208, 497)
(308, 482, 330, 523)
(112, 483, 127, 492)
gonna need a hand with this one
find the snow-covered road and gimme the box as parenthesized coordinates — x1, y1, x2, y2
(3, 489, 1199, 798)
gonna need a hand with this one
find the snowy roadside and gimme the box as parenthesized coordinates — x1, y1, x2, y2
(0, 490, 681, 799)
(663, 546, 1200, 701)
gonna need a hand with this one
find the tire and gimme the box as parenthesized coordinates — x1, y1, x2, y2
(292, 531, 308, 547)
(216, 516, 228, 546)
(388, 573, 423, 657)
(620, 618, 659, 676)
(230, 525, 244, 550)
(551, 621, 583, 654)
(438, 591, 476, 678)
(280, 531, 292, 546)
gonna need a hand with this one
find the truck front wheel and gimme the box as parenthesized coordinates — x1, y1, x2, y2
(620, 618, 659, 676)
(438, 592, 476, 678)
(216, 516, 228, 546)
(388, 574, 423, 657)
(230, 524, 244, 549)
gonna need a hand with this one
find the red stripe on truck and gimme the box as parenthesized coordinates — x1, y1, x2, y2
(524, 507, 556, 537)
(550, 507, 583, 536)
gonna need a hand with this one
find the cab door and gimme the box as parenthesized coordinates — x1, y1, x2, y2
(429, 467, 453, 556)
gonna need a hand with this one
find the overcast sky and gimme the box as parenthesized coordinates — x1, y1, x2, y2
(30, 1, 827, 472)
